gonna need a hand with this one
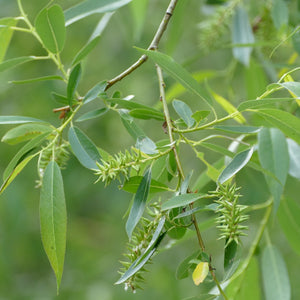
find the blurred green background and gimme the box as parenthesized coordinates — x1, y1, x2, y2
(0, 0, 300, 299)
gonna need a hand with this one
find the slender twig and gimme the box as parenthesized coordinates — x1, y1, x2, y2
(106, 0, 178, 89)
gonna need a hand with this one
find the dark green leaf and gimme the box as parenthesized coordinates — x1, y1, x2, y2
(52, 93, 77, 105)
(258, 128, 289, 212)
(10, 75, 64, 85)
(65, 0, 132, 26)
(3, 132, 50, 180)
(262, 245, 291, 300)
(224, 240, 238, 274)
(174, 204, 218, 219)
(83, 81, 107, 104)
(0, 56, 36, 72)
(1, 123, 53, 145)
(277, 197, 300, 256)
(254, 109, 300, 144)
(213, 125, 261, 134)
(68, 126, 101, 169)
(232, 5, 254, 66)
(40, 161, 66, 292)
(136, 48, 213, 108)
(287, 138, 300, 180)
(35, 5, 66, 53)
(0, 116, 46, 125)
(129, 108, 165, 121)
(176, 250, 201, 280)
(67, 64, 82, 103)
(126, 168, 151, 239)
(76, 108, 108, 122)
(162, 193, 207, 211)
(122, 176, 169, 193)
(116, 216, 165, 284)
(218, 147, 254, 184)
(0, 17, 18, 63)
(172, 99, 195, 127)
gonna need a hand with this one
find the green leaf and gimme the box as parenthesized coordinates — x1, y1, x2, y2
(83, 81, 107, 104)
(261, 245, 291, 300)
(287, 138, 300, 180)
(258, 128, 289, 212)
(176, 251, 201, 280)
(122, 176, 169, 193)
(116, 216, 165, 284)
(238, 98, 294, 111)
(218, 147, 254, 184)
(271, 0, 289, 30)
(10, 75, 64, 85)
(213, 125, 261, 134)
(192, 110, 210, 123)
(232, 5, 254, 66)
(254, 109, 300, 144)
(0, 56, 36, 72)
(126, 168, 151, 239)
(76, 108, 108, 122)
(136, 48, 213, 108)
(1, 123, 53, 145)
(161, 193, 207, 211)
(120, 111, 145, 140)
(0, 17, 18, 63)
(135, 136, 157, 154)
(35, 5, 66, 53)
(3, 132, 50, 181)
(65, 0, 132, 26)
(174, 204, 217, 219)
(68, 126, 101, 169)
(277, 197, 300, 256)
(0, 116, 46, 125)
(0, 154, 37, 196)
(224, 240, 238, 275)
(130, 0, 148, 40)
(172, 99, 195, 127)
(40, 161, 66, 292)
(129, 108, 165, 121)
(67, 63, 82, 103)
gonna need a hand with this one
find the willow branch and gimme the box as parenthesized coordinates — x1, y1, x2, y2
(105, 0, 178, 89)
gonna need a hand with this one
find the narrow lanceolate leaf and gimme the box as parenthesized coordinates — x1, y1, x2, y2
(218, 147, 254, 184)
(68, 126, 101, 169)
(3, 132, 50, 181)
(83, 81, 107, 104)
(126, 168, 151, 239)
(287, 138, 300, 180)
(238, 98, 294, 111)
(129, 108, 165, 121)
(76, 108, 108, 122)
(120, 112, 145, 140)
(116, 216, 165, 284)
(172, 99, 195, 127)
(161, 193, 207, 211)
(176, 251, 201, 280)
(0, 154, 37, 196)
(213, 125, 261, 134)
(262, 245, 291, 300)
(258, 128, 289, 213)
(192, 262, 209, 285)
(122, 176, 168, 193)
(67, 64, 82, 103)
(0, 17, 18, 63)
(35, 5, 66, 53)
(1, 123, 53, 145)
(277, 197, 300, 256)
(10, 75, 64, 85)
(224, 241, 238, 275)
(0, 56, 36, 72)
(0, 116, 46, 125)
(254, 109, 300, 144)
(72, 13, 113, 66)
(65, 0, 132, 26)
(40, 161, 67, 292)
(136, 48, 213, 108)
(232, 5, 254, 66)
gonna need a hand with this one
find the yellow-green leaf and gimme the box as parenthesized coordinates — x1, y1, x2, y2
(192, 262, 209, 286)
